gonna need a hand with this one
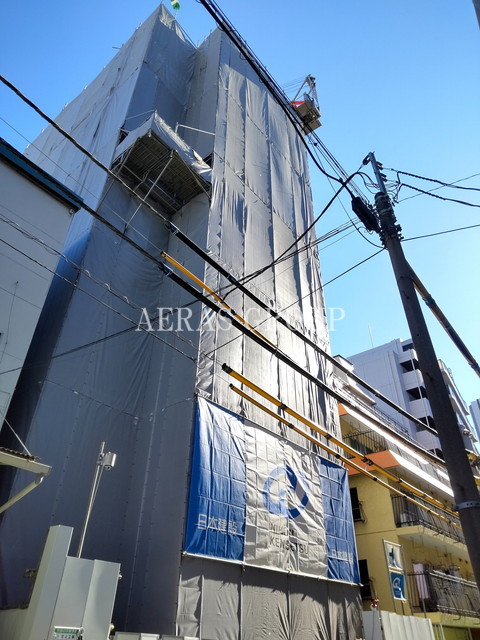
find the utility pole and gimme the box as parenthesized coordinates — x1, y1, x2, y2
(473, 0, 480, 29)
(365, 151, 480, 588)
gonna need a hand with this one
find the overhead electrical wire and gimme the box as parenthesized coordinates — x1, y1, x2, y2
(0, 113, 357, 311)
(2, 10, 473, 521)
(0, 236, 198, 365)
(4, 206, 439, 473)
(6, 219, 451, 519)
(224, 367, 455, 516)
(256, 223, 355, 273)
(0, 222, 353, 380)
(0, 222, 247, 399)
(396, 173, 480, 203)
(309, 139, 366, 202)
(402, 223, 480, 242)
(222, 177, 358, 295)
(320, 249, 384, 289)
(388, 167, 480, 193)
(394, 182, 480, 209)
(0, 77, 445, 461)
(0, 225, 200, 373)
(219, 224, 355, 301)
(228, 383, 461, 530)
(2, 103, 358, 312)
(0, 218, 393, 472)
(196, 0, 376, 205)
(204, 249, 384, 370)
(160, 249, 448, 460)
(0, 72, 372, 314)
(13, 224, 445, 513)
(2, 223, 453, 504)
(1, 178, 448, 479)
(200, 249, 385, 366)
(309, 147, 383, 250)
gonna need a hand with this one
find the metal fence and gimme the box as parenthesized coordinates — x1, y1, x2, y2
(343, 429, 389, 457)
(391, 494, 465, 544)
(407, 568, 480, 618)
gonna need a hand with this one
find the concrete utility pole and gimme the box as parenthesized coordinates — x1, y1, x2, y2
(473, 0, 480, 28)
(366, 151, 480, 589)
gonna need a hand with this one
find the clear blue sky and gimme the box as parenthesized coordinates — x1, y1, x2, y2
(1, 1, 479, 410)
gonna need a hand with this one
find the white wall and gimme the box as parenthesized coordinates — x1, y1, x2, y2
(0, 161, 74, 424)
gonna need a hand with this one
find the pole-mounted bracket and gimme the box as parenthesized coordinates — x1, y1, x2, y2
(453, 501, 480, 512)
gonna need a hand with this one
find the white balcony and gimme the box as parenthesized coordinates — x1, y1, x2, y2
(402, 368, 424, 391)
(409, 398, 433, 420)
(398, 347, 418, 365)
(415, 429, 440, 452)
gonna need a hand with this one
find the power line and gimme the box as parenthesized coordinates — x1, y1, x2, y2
(223, 177, 358, 296)
(268, 223, 355, 268)
(403, 222, 480, 242)
(0, 217, 356, 382)
(0, 76, 375, 342)
(395, 182, 480, 209)
(310, 148, 383, 249)
(0, 76, 439, 451)
(196, 0, 377, 205)
(1, 114, 339, 322)
(388, 167, 480, 193)
(205, 249, 385, 360)
(0, 116, 181, 265)
(3, 191, 436, 453)
(163, 252, 448, 467)
(245, 225, 356, 294)
(0, 112, 353, 296)
(0, 235, 198, 375)
(287, 249, 385, 308)
(1, 196, 443, 466)
(0, 101, 360, 310)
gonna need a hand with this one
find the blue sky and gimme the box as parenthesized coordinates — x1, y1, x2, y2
(1, 1, 479, 410)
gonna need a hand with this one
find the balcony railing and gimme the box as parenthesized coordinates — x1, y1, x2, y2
(343, 429, 389, 458)
(336, 379, 411, 438)
(407, 568, 480, 618)
(392, 495, 465, 545)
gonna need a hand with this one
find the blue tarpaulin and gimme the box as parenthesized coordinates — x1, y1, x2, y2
(185, 398, 359, 583)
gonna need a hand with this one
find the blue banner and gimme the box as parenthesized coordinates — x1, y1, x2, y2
(319, 458, 360, 583)
(185, 399, 246, 560)
(185, 398, 359, 583)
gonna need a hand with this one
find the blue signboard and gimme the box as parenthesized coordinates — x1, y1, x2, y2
(390, 571, 406, 600)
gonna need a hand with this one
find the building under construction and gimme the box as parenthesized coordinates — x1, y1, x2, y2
(0, 6, 363, 637)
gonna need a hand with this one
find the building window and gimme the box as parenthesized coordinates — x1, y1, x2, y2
(350, 487, 365, 522)
(359, 559, 374, 600)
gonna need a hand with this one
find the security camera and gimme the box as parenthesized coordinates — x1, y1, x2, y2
(102, 452, 117, 470)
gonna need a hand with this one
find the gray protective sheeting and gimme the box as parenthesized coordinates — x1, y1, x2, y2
(0, 4, 361, 637)
(178, 556, 362, 639)
(113, 112, 212, 184)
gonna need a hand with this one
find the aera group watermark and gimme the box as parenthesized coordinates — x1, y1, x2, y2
(136, 305, 346, 334)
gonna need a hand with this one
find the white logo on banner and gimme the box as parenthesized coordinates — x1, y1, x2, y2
(262, 465, 310, 519)
(244, 424, 327, 576)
